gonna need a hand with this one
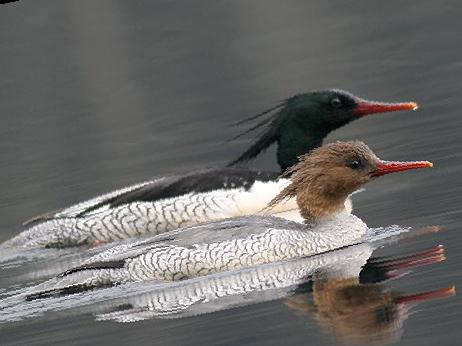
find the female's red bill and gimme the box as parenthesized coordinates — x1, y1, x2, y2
(373, 160, 433, 177)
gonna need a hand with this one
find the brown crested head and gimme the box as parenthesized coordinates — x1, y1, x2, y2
(268, 141, 432, 221)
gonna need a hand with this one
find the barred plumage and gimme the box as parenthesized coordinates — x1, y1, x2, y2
(22, 213, 367, 300)
(2, 170, 297, 248)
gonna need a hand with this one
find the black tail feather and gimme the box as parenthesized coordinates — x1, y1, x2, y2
(26, 282, 115, 301)
(23, 260, 126, 301)
(59, 260, 126, 277)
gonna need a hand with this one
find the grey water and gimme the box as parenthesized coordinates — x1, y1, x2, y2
(1, 1, 462, 345)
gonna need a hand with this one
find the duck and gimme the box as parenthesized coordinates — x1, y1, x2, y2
(91, 245, 452, 325)
(23, 140, 432, 298)
(3, 241, 453, 324)
(0, 90, 417, 249)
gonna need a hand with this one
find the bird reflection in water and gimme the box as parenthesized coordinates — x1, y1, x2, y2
(90, 242, 454, 342)
(0, 232, 454, 346)
(285, 245, 454, 345)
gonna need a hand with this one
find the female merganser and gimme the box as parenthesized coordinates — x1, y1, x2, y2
(1, 90, 417, 249)
(17, 240, 452, 328)
(22, 141, 432, 296)
(1, 242, 452, 323)
(93, 245, 452, 325)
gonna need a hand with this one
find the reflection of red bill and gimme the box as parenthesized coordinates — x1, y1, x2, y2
(371, 246, 445, 279)
(387, 253, 445, 271)
(371, 245, 444, 264)
(397, 286, 456, 305)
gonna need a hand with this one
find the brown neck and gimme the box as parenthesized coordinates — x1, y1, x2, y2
(296, 182, 348, 221)
(267, 148, 364, 221)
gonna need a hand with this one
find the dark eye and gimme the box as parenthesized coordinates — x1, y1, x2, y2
(347, 159, 361, 169)
(331, 98, 342, 108)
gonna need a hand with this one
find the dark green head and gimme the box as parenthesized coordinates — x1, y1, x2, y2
(229, 89, 417, 172)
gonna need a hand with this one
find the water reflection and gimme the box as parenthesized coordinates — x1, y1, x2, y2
(0, 229, 454, 346)
(286, 246, 453, 345)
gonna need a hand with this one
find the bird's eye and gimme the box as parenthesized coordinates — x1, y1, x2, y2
(331, 98, 342, 108)
(347, 159, 361, 169)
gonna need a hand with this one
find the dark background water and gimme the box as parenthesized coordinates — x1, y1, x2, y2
(1, 1, 462, 345)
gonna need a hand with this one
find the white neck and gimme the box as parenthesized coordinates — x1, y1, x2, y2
(296, 212, 368, 256)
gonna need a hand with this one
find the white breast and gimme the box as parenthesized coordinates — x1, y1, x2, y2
(227, 178, 306, 223)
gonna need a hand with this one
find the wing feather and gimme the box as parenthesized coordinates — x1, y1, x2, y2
(23, 168, 279, 226)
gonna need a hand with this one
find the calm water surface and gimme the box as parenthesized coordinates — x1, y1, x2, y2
(1, 1, 462, 345)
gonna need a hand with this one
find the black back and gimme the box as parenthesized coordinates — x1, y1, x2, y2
(78, 168, 279, 216)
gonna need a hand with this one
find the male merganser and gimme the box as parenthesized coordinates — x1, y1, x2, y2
(22, 141, 432, 296)
(1, 90, 417, 249)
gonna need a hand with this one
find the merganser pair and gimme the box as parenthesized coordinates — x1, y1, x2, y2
(22, 141, 432, 296)
(1, 90, 417, 249)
